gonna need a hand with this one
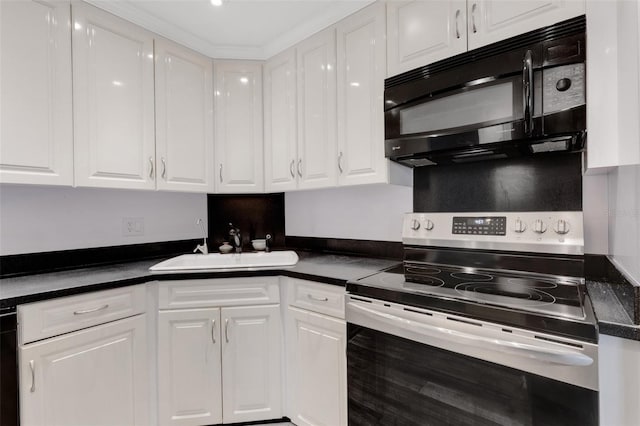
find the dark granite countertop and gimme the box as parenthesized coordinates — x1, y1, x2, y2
(0, 251, 399, 309)
(586, 280, 640, 341)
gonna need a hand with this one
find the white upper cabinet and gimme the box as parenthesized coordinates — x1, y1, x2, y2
(296, 28, 338, 190)
(264, 49, 298, 192)
(387, 0, 467, 77)
(155, 38, 214, 193)
(0, 0, 73, 186)
(586, 0, 640, 171)
(214, 61, 264, 193)
(336, 2, 389, 186)
(387, 0, 585, 77)
(467, 0, 585, 50)
(72, 2, 156, 190)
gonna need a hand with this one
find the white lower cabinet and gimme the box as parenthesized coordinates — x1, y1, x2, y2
(158, 308, 222, 426)
(19, 314, 149, 426)
(285, 278, 347, 426)
(157, 278, 282, 426)
(221, 305, 282, 423)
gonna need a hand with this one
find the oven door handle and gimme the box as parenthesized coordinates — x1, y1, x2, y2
(347, 301, 593, 367)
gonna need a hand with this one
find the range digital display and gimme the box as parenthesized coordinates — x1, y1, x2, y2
(452, 216, 506, 235)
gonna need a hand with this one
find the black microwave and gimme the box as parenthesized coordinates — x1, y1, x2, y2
(384, 16, 586, 167)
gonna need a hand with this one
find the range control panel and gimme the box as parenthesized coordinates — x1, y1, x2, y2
(452, 216, 506, 235)
(403, 211, 584, 255)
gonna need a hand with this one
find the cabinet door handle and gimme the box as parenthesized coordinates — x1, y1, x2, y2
(471, 3, 478, 34)
(225, 318, 230, 343)
(29, 360, 35, 393)
(289, 160, 296, 179)
(161, 157, 167, 180)
(219, 163, 223, 183)
(338, 152, 344, 174)
(149, 157, 154, 178)
(297, 159, 303, 178)
(308, 294, 329, 302)
(211, 319, 216, 344)
(455, 9, 461, 39)
(73, 304, 109, 315)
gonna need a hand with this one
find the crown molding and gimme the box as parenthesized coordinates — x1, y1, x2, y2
(83, 0, 374, 60)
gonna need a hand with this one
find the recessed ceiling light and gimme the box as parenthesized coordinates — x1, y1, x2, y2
(210, 0, 223, 6)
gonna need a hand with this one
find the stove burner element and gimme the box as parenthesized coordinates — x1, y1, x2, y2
(450, 272, 493, 281)
(404, 273, 445, 287)
(454, 282, 556, 307)
(508, 277, 558, 289)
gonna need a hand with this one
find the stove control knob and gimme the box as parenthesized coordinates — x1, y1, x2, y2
(553, 219, 570, 235)
(410, 219, 421, 230)
(513, 218, 527, 233)
(424, 220, 434, 231)
(533, 219, 547, 234)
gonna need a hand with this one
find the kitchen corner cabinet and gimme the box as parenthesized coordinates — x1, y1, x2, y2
(72, 2, 156, 190)
(214, 61, 264, 193)
(285, 279, 347, 426)
(264, 49, 298, 192)
(155, 38, 215, 193)
(296, 28, 338, 190)
(157, 278, 282, 426)
(387, 0, 585, 77)
(336, 2, 390, 186)
(0, 0, 73, 186)
(18, 286, 149, 426)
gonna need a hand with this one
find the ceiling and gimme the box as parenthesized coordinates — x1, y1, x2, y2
(87, 0, 374, 60)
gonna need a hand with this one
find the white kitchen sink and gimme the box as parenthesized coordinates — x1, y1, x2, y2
(149, 251, 299, 272)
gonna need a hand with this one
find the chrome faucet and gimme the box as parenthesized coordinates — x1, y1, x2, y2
(228, 223, 242, 253)
(193, 218, 208, 254)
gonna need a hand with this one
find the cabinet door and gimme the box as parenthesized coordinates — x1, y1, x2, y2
(19, 315, 148, 426)
(467, 0, 585, 50)
(72, 3, 156, 190)
(214, 61, 264, 193)
(155, 38, 214, 193)
(336, 2, 388, 186)
(158, 308, 222, 426)
(296, 28, 338, 190)
(288, 307, 347, 426)
(387, 0, 467, 76)
(221, 305, 282, 423)
(0, 0, 73, 186)
(264, 49, 298, 192)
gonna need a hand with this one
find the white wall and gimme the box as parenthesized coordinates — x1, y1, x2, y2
(285, 184, 413, 242)
(607, 164, 640, 284)
(0, 185, 207, 255)
(583, 173, 609, 254)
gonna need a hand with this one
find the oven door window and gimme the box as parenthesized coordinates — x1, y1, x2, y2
(347, 324, 597, 426)
(399, 78, 522, 136)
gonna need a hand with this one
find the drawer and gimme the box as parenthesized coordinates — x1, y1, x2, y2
(158, 277, 280, 310)
(18, 284, 146, 344)
(288, 278, 345, 319)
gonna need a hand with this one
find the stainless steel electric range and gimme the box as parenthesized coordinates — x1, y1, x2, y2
(346, 212, 598, 426)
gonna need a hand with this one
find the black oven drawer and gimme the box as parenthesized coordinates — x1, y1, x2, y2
(347, 323, 598, 426)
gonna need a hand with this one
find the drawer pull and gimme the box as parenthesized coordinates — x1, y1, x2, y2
(307, 294, 329, 302)
(29, 360, 35, 392)
(73, 304, 109, 315)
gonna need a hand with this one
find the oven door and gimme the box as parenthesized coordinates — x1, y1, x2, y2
(346, 296, 598, 426)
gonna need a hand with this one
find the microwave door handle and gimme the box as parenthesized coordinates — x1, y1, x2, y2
(522, 50, 534, 135)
